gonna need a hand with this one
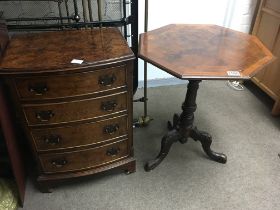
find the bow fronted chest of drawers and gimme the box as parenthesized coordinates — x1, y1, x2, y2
(0, 28, 136, 192)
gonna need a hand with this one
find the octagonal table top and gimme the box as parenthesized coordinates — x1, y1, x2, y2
(138, 24, 275, 80)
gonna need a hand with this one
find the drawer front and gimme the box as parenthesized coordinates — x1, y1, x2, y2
(15, 65, 126, 100)
(31, 115, 128, 151)
(39, 139, 128, 173)
(23, 92, 127, 126)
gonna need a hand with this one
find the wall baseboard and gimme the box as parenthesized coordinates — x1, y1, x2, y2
(138, 77, 188, 88)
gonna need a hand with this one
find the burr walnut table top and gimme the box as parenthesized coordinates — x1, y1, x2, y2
(138, 24, 275, 80)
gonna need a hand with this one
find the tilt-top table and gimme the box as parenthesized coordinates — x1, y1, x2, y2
(138, 24, 275, 171)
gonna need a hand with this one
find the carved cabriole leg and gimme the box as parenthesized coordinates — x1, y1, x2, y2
(190, 127, 227, 163)
(144, 81, 200, 171)
(144, 80, 227, 172)
(144, 130, 181, 171)
(179, 81, 226, 163)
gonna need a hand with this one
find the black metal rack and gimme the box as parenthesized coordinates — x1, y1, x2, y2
(0, 0, 138, 91)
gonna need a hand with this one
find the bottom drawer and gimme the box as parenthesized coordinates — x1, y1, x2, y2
(39, 139, 128, 173)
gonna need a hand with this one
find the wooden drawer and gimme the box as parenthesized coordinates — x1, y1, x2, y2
(39, 139, 129, 173)
(31, 115, 128, 151)
(15, 65, 126, 100)
(23, 92, 127, 126)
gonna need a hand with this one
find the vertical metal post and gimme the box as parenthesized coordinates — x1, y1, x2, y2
(123, 0, 128, 39)
(73, 0, 81, 23)
(65, 0, 71, 23)
(97, 0, 102, 27)
(88, 0, 94, 22)
(82, 0, 88, 22)
(133, 0, 152, 127)
(58, 1, 63, 25)
(143, 0, 148, 117)
(131, 0, 139, 93)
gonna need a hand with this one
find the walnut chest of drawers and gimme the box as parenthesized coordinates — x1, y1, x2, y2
(0, 28, 136, 192)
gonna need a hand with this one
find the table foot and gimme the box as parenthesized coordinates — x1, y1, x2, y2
(144, 80, 227, 171)
(167, 114, 180, 130)
(144, 130, 181, 171)
(190, 127, 227, 164)
(123, 159, 136, 175)
(37, 181, 53, 193)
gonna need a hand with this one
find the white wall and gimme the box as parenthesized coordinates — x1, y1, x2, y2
(138, 0, 258, 81)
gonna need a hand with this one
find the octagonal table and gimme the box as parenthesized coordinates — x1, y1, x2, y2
(138, 24, 275, 171)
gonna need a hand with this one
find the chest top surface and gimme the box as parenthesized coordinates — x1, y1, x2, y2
(139, 24, 275, 80)
(0, 28, 134, 74)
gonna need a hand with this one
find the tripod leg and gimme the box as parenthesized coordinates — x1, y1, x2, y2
(190, 127, 227, 163)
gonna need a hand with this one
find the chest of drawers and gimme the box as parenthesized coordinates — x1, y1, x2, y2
(0, 28, 135, 192)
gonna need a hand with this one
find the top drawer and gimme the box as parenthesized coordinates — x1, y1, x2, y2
(15, 65, 126, 100)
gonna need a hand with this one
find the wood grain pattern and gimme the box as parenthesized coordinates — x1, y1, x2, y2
(252, 0, 280, 115)
(15, 65, 126, 101)
(139, 24, 275, 80)
(23, 92, 127, 126)
(0, 28, 135, 192)
(0, 28, 134, 73)
(39, 139, 128, 173)
(37, 157, 136, 181)
(31, 115, 128, 152)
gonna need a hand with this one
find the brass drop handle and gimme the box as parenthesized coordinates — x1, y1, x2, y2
(103, 124, 119, 135)
(101, 100, 117, 112)
(51, 158, 67, 168)
(44, 135, 61, 145)
(98, 74, 116, 87)
(106, 147, 120, 157)
(28, 83, 48, 95)
(36, 110, 54, 122)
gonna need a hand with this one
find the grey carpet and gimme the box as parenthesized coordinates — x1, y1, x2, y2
(22, 81, 280, 210)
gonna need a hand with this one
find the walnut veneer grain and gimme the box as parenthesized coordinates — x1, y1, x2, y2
(31, 115, 128, 152)
(39, 139, 129, 174)
(15, 65, 126, 101)
(0, 28, 135, 192)
(139, 24, 275, 80)
(0, 28, 134, 72)
(139, 24, 275, 172)
(23, 92, 127, 126)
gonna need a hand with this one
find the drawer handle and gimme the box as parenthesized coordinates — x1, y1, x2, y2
(106, 147, 120, 157)
(99, 74, 116, 87)
(104, 124, 119, 135)
(101, 100, 118, 112)
(44, 135, 61, 145)
(51, 159, 67, 168)
(28, 83, 48, 95)
(35, 110, 54, 122)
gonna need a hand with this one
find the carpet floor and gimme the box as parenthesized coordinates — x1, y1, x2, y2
(22, 81, 280, 210)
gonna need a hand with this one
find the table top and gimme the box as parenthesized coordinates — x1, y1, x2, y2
(0, 28, 134, 74)
(139, 24, 275, 80)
